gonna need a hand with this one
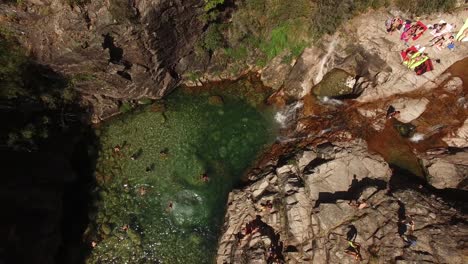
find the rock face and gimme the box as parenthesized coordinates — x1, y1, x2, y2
(217, 140, 468, 264)
(279, 10, 468, 100)
(444, 119, 468, 148)
(1, 0, 204, 121)
(423, 152, 468, 189)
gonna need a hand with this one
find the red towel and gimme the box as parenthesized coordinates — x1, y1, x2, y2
(412, 21, 428, 40)
(400, 46, 418, 61)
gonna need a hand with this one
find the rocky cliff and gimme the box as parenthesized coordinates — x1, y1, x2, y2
(1, 0, 204, 122)
(217, 138, 468, 263)
(215, 7, 468, 264)
(2, 1, 467, 263)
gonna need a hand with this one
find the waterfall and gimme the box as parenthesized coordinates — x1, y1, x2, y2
(275, 101, 303, 128)
(320, 96, 344, 105)
(314, 34, 339, 85)
(409, 133, 425, 142)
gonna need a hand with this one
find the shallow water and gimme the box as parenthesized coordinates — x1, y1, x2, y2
(86, 86, 277, 263)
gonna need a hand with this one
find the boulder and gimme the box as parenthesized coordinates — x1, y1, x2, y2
(443, 119, 468, 148)
(390, 97, 430, 123)
(312, 69, 356, 98)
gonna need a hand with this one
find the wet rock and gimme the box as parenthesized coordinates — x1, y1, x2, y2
(312, 69, 356, 98)
(208, 95, 224, 106)
(443, 77, 464, 92)
(127, 229, 141, 245)
(101, 223, 111, 235)
(394, 122, 416, 138)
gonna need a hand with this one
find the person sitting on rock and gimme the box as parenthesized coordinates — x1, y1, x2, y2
(386, 105, 400, 119)
(344, 241, 363, 261)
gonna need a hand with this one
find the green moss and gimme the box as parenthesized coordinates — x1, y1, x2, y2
(118, 101, 133, 113)
(313, 69, 355, 97)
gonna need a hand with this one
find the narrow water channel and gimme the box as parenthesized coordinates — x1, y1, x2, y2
(86, 83, 277, 263)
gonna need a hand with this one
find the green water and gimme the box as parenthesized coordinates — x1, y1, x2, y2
(87, 86, 276, 263)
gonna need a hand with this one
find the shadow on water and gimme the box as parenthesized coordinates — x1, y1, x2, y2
(0, 61, 97, 264)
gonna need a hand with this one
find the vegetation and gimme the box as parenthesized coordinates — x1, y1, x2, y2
(0, 32, 83, 151)
(202, 24, 224, 52)
(395, 0, 456, 15)
(192, 0, 456, 79)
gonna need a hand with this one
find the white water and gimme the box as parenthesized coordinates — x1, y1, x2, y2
(314, 34, 339, 84)
(275, 101, 303, 128)
(320, 96, 344, 106)
(409, 133, 425, 142)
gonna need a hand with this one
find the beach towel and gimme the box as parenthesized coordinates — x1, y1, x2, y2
(400, 21, 412, 40)
(455, 18, 468, 42)
(414, 59, 434, 75)
(404, 51, 429, 70)
(400, 46, 418, 61)
(412, 21, 427, 40)
(430, 20, 453, 37)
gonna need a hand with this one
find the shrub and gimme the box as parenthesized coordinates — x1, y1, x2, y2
(394, 0, 456, 15)
(204, 0, 225, 12)
(202, 24, 224, 52)
(119, 101, 133, 113)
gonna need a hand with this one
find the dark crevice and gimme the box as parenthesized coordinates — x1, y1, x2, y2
(102, 33, 123, 63)
(117, 71, 132, 81)
(388, 165, 468, 213)
(303, 157, 330, 174)
(314, 176, 387, 208)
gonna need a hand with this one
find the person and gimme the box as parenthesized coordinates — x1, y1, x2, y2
(200, 173, 210, 182)
(159, 148, 169, 159)
(166, 201, 174, 212)
(386, 105, 400, 119)
(399, 217, 417, 247)
(138, 186, 147, 196)
(386, 17, 403, 33)
(344, 240, 363, 261)
(446, 35, 456, 50)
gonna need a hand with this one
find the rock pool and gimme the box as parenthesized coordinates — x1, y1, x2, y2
(86, 84, 277, 263)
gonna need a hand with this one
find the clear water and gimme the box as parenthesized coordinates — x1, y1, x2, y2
(87, 86, 277, 263)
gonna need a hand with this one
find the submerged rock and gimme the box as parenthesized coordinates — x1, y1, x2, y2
(208, 95, 224, 106)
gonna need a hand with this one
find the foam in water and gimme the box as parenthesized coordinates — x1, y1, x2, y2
(409, 133, 425, 142)
(320, 96, 344, 105)
(275, 101, 303, 128)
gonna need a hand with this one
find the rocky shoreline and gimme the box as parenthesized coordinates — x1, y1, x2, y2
(1, 1, 467, 263)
